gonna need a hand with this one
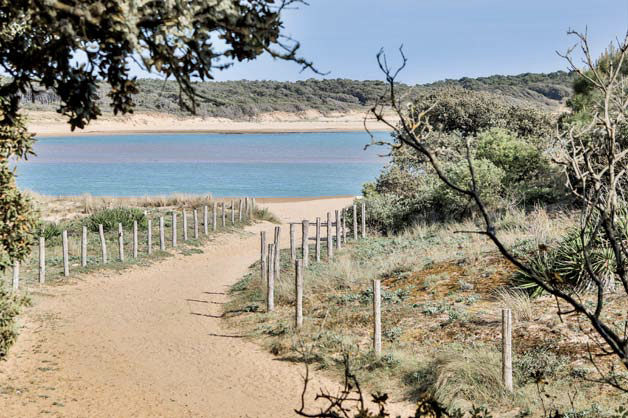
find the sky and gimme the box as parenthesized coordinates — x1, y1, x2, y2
(127, 0, 628, 84)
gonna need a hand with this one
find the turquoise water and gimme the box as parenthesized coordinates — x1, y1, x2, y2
(16, 132, 390, 197)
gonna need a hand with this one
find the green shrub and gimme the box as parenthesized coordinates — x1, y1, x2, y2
(37, 221, 62, 241)
(0, 287, 30, 360)
(85, 208, 147, 232)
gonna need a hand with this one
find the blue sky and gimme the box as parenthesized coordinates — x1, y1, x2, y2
(141, 1, 628, 84)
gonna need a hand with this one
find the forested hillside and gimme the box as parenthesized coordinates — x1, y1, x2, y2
(16, 71, 574, 119)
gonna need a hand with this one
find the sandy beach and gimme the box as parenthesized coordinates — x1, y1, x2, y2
(26, 110, 393, 137)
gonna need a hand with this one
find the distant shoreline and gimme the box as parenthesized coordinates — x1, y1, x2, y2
(26, 110, 393, 137)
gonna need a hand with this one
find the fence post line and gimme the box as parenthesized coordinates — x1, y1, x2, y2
(99, 224, 107, 264)
(353, 204, 358, 240)
(222, 202, 226, 227)
(335, 210, 341, 250)
(361, 202, 366, 238)
(62, 229, 70, 277)
(203, 205, 209, 235)
(295, 259, 303, 329)
(302, 220, 310, 268)
(133, 220, 139, 258)
(159, 216, 165, 251)
(260, 231, 267, 284)
(183, 209, 188, 241)
(172, 212, 177, 247)
(193, 209, 199, 239)
(274, 226, 281, 281)
(267, 243, 275, 312)
(315, 217, 321, 262)
(502, 309, 513, 392)
(39, 237, 46, 284)
(81, 225, 87, 267)
(147, 219, 153, 255)
(212, 202, 217, 231)
(327, 212, 333, 259)
(373, 279, 382, 358)
(290, 223, 296, 262)
(118, 223, 125, 261)
(12, 261, 19, 290)
(342, 208, 347, 244)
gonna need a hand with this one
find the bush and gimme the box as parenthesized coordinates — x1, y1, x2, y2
(85, 208, 147, 232)
(0, 287, 29, 360)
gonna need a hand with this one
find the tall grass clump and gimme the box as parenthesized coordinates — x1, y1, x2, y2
(86, 208, 147, 232)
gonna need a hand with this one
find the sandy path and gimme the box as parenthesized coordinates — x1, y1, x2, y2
(0, 197, 412, 418)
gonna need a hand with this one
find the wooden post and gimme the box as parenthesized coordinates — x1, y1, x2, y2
(147, 219, 153, 255)
(361, 202, 366, 238)
(502, 309, 513, 392)
(203, 205, 209, 235)
(327, 212, 333, 259)
(373, 279, 382, 358)
(222, 202, 226, 227)
(260, 231, 267, 283)
(62, 229, 69, 277)
(302, 220, 309, 268)
(81, 226, 87, 267)
(267, 243, 275, 312)
(39, 237, 45, 284)
(183, 209, 188, 241)
(193, 209, 199, 239)
(133, 220, 138, 258)
(99, 224, 107, 264)
(212, 202, 217, 231)
(172, 212, 177, 247)
(274, 226, 281, 281)
(342, 208, 347, 244)
(118, 223, 124, 261)
(12, 261, 19, 291)
(290, 223, 296, 262)
(231, 200, 235, 225)
(295, 259, 303, 329)
(239, 199, 243, 222)
(335, 210, 341, 249)
(315, 217, 321, 262)
(353, 204, 358, 240)
(159, 216, 165, 251)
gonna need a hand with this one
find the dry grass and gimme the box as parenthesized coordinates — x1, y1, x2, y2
(493, 287, 534, 322)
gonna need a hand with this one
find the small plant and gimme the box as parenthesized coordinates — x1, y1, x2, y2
(38, 221, 62, 241)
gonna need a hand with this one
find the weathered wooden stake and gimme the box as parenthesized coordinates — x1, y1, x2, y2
(302, 220, 309, 267)
(172, 212, 178, 247)
(361, 202, 366, 238)
(147, 219, 153, 255)
(231, 200, 235, 225)
(159, 216, 165, 251)
(260, 231, 267, 283)
(99, 224, 107, 264)
(212, 202, 217, 231)
(183, 209, 188, 241)
(290, 223, 296, 262)
(81, 225, 88, 267)
(353, 204, 358, 240)
(133, 220, 138, 258)
(239, 199, 243, 222)
(193, 209, 199, 239)
(373, 279, 382, 357)
(62, 229, 69, 277)
(335, 210, 341, 249)
(12, 261, 19, 290)
(315, 217, 321, 262)
(274, 226, 281, 281)
(118, 223, 125, 261)
(39, 237, 46, 284)
(295, 259, 303, 329)
(327, 212, 333, 259)
(222, 202, 226, 227)
(267, 243, 275, 312)
(502, 309, 513, 391)
(203, 205, 209, 235)
(342, 208, 347, 244)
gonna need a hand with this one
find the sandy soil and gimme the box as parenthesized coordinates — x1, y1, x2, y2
(0, 197, 413, 418)
(26, 110, 392, 136)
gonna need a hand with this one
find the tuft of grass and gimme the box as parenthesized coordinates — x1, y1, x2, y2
(493, 287, 534, 321)
(254, 207, 280, 223)
(85, 208, 147, 232)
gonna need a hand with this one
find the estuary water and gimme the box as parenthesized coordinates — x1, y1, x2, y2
(16, 131, 390, 197)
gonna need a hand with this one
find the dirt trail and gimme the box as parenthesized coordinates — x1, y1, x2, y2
(0, 197, 412, 418)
